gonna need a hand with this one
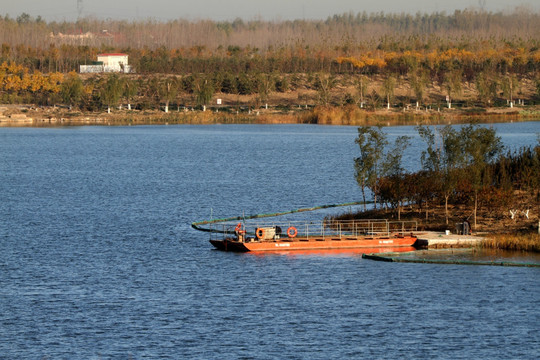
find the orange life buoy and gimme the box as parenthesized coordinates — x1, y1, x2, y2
(235, 223, 242, 232)
(256, 228, 266, 240)
(287, 226, 298, 238)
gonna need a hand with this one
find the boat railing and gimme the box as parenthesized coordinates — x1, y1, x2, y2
(208, 219, 417, 241)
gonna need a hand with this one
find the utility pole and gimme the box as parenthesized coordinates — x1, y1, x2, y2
(77, 0, 84, 20)
(478, 0, 486, 11)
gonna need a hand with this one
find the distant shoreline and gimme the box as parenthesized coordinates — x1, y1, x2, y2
(2, 104, 539, 127)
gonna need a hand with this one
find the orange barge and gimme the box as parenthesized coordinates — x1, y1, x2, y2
(206, 219, 418, 252)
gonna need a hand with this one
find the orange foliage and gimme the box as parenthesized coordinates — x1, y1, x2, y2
(336, 47, 540, 74)
(336, 54, 386, 70)
(0, 61, 63, 94)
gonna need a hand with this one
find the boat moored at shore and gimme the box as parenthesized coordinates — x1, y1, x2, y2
(205, 219, 418, 252)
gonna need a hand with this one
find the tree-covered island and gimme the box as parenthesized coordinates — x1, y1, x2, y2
(344, 124, 540, 251)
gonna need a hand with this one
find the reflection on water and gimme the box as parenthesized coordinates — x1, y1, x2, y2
(248, 246, 540, 265)
(248, 246, 417, 257)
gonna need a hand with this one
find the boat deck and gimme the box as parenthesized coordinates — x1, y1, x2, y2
(208, 219, 419, 252)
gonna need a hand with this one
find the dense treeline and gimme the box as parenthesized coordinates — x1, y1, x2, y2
(1, 9, 539, 74)
(0, 63, 296, 110)
(2, 8, 539, 50)
(2, 59, 539, 111)
(1, 9, 540, 110)
(354, 125, 540, 230)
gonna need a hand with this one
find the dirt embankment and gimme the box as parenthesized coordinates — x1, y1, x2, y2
(337, 199, 539, 236)
(1, 102, 539, 127)
(1, 74, 540, 126)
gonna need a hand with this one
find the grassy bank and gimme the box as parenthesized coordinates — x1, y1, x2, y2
(2, 104, 539, 127)
(297, 105, 535, 126)
(480, 233, 540, 252)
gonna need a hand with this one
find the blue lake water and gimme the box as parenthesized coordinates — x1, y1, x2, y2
(1, 122, 539, 359)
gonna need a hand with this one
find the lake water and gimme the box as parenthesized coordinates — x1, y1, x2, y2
(1, 123, 539, 359)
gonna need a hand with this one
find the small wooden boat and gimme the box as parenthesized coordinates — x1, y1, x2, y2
(206, 219, 418, 252)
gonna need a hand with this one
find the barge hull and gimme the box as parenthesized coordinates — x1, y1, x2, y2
(210, 236, 417, 252)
